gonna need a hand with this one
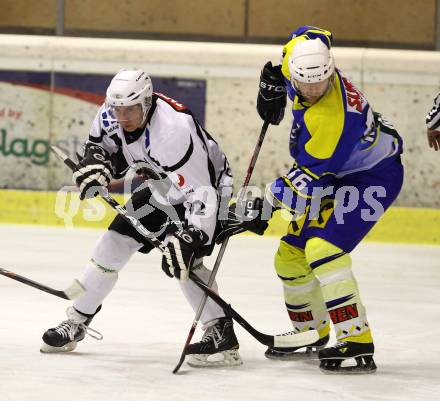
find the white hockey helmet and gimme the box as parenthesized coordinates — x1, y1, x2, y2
(106, 69, 153, 123)
(288, 39, 335, 84)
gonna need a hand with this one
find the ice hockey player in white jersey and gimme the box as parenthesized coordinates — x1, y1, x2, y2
(426, 93, 440, 151)
(40, 68, 242, 368)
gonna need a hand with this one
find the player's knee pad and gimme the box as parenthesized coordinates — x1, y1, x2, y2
(304, 237, 352, 283)
(274, 241, 313, 286)
(91, 230, 143, 273)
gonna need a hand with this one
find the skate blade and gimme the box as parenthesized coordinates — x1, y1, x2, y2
(187, 349, 243, 368)
(40, 341, 78, 353)
(319, 355, 377, 374)
(265, 349, 320, 361)
(319, 366, 377, 375)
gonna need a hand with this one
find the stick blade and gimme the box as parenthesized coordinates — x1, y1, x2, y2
(63, 279, 86, 300)
(273, 329, 319, 348)
(172, 356, 185, 374)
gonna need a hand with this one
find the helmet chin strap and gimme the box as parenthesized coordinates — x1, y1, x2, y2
(292, 80, 304, 97)
(141, 97, 153, 125)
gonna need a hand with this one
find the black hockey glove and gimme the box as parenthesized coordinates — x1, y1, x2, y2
(162, 226, 209, 281)
(215, 197, 271, 244)
(257, 61, 287, 125)
(73, 145, 113, 200)
(135, 161, 166, 180)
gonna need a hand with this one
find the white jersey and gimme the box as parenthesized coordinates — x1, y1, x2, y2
(86, 93, 233, 243)
(426, 93, 440, 130)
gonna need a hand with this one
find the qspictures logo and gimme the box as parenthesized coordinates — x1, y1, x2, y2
(0, 128, 50, 166)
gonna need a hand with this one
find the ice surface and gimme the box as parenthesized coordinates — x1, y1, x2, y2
(1, 224, 439, 401)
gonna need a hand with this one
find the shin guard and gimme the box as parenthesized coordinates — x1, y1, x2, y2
(275, 241, 329, 338)
(305, 238, 372, 342)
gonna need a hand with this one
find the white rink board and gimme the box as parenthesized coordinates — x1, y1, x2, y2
(0, 224, 439, 401)
(1, 35, 440, 206)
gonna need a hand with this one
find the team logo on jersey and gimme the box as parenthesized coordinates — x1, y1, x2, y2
(177, 174, 185, 187)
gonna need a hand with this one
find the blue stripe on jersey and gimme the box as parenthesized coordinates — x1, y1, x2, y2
(145, 127, 150, 148)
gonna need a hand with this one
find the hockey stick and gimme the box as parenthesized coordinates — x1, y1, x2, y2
(173, 120, 270, 373)
(189, 272, 318, 348)
(50, 144, 318, 349)
(0, 267, 85, 300)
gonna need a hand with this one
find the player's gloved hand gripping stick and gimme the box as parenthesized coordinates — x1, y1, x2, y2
(173, 120, 271, 373)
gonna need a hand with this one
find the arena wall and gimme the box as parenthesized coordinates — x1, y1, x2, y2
(0, 0, 436, 48)
(0, 35, 439, 242)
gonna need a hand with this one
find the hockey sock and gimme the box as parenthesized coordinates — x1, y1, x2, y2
(305, 238, 372, 342)
(275, 241, 329, 337)
(178, 264, 226, 327)
(74, 230, 143, 314)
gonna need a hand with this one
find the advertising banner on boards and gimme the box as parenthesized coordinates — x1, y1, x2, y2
(0, 71, 206, 190)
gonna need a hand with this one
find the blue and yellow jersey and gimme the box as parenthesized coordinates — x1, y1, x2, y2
(269, 26, 403, 213)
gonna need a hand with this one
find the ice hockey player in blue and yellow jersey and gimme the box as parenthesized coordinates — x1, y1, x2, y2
(217, 26, 404, 374)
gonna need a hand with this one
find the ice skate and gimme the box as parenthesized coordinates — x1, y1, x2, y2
(40, 306, 103, 353)
(186, 317, 243, 367)
(265, 334, 329, 361)
(318, 340, 377, 374)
